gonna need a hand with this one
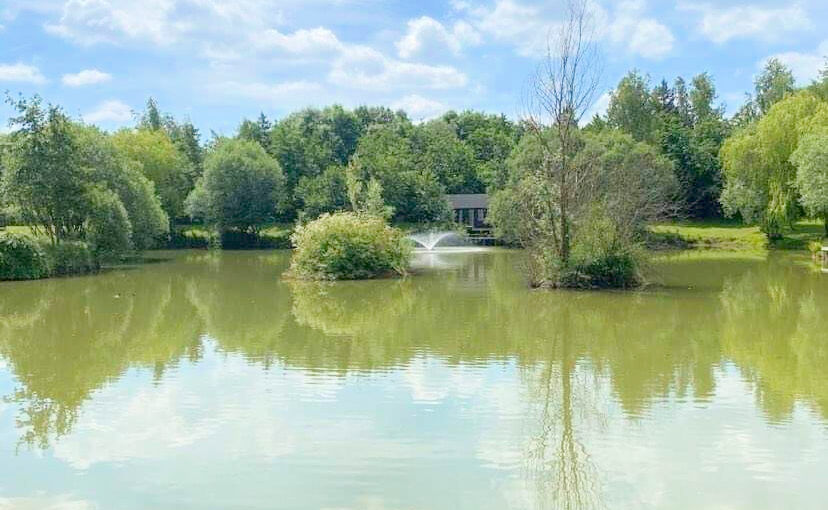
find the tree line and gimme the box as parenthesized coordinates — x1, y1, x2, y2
(1, 54, 826, 261)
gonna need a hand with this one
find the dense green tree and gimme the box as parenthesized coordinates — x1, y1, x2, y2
(412, 120, 479, 193)
(354, 106, 409, 131)
(85, 187, 133, 261)
(295, 165, 349, 220)
(169, 121, 204, 176)
(140, 97, 165, 131)
(721, 92, 827, 237)
(112, 128, 194, 221)
(791, 128, 828, 234)
(351, 123, 450, 223)
(809, 62, 828, 100)
(1, 96, 89, 242)
(74, 126, 168, 249)
(607, 71, 657, 143)
(755, 58, 796, 115)
(238, 113, 272, 152)
(606, 72, 727, 217)
(443, 110, 521, 191)
(185, 138, 286, 233)
(269, 106, 363, 215)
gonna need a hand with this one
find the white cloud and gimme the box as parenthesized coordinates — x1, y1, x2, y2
(44, 0, 188, 46)
(455, 0, 673, 60)
(396, 16, 481, 59)
(681, 2, 813, 44)
(61, 68, 111, 86)
(763, 40, 828, 84)
(457, 0, 552, 57)
(0, 62, 46, 84)
(212, 80, 325, 107)
(329, 45, 468, 90)
(605, 1, 674, 60)
(83, 100, 133, 124)
(391, 94, 449, 122)
(254, 26, 344, 55)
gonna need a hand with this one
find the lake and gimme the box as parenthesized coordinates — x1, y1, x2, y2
(0, 248, 826, 509)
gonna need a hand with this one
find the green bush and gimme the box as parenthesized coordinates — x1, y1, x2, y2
(558, 252, 640, 289)
(219, 229, 292, 250)
(0, 232, 50, 280)
(558, 211, 643, 289)
(289, 212, 412, 280)
(43, 241, 98, 276)
(167, 228, 211, 249)
(86, 188, 133, 262)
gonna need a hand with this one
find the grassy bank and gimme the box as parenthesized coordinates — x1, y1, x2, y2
(649, 219, 826, 251)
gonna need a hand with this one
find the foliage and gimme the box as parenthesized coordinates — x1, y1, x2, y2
(43, 240, 97, 276)
(289, 212, 411, 280)
(606, 71, 728, 217)
(754, 58, 796, 116)
(74, 125, 168, 249)
(346, 158, 394, 221)
(442, 110, 521, 191)
(1, 96, 90, 242)
(0, 232, 50, 280)
(85, 188, 133, 262)
(186, 138, 286, 232)
(411, 120, 480, 193)
(557, 209, 643, 289)
(607, 71, 657, 144)
(112, 127, 194, 221)
(217, 228, 292, 250)
(295, 165, 349, 220)
(490, 128, 676, 287)
(791, 127, 828, 234)
(720, 92, 827, 238)
(352, 124, 451, 223)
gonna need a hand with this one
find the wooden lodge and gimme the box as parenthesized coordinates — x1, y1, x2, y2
(446, 194, 491, 239)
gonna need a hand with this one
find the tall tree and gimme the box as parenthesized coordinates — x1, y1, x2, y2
(607, 71, 657, 143)
(755, 58, 796, 115)
(1, 96, 89, 243)
(112, 128, 194, 222)
(185, 138, 286, 233)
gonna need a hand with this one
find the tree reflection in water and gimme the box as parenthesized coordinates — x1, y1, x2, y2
(0, 249, 827, 508)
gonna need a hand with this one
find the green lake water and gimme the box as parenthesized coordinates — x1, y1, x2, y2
(0, 248, 827, 509)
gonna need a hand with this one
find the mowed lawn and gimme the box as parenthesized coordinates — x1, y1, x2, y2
(649, 219, 826, 251)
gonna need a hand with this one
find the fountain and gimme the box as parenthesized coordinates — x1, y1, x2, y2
(408, 231, 460, 250)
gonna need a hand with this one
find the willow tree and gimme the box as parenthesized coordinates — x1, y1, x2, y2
(720, 92, 828, 238)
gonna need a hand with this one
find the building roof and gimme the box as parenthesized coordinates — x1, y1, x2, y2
(446, 193, 489, 209)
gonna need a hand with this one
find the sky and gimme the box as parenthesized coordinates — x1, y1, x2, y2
(0, 0, 826, 135)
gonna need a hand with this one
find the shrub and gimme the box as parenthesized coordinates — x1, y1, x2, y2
(43, 241, 98, 276)
(289, 212, 412, 280)
(167, 229, 211, 249)
(218, 229, 292, 250)
(558, 211, 643, 289)
(0, 232, 50, 280)
(85, 188, 133, 263)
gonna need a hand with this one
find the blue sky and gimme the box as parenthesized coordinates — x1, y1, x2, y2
(1, 0, 826, 135)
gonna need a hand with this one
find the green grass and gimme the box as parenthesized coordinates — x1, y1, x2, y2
(649, 219, 827, 252)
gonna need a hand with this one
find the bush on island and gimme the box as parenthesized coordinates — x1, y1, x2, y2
(288, 212, 411, 280)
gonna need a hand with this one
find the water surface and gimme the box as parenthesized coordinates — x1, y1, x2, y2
(0, 249, 826, 509)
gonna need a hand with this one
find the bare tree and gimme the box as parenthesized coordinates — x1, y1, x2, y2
(522, 0, 602, 264)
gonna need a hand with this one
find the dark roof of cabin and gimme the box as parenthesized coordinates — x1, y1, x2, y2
(446, 194, 489, 209)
